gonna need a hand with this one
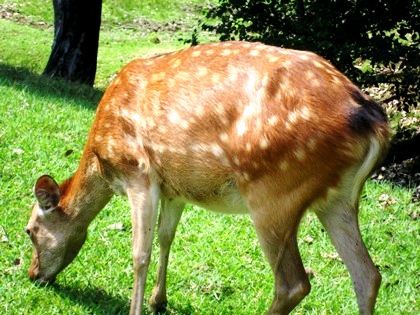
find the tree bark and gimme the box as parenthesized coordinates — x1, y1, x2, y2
(43, 0, 102, 86)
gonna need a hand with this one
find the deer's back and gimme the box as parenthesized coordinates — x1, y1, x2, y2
(89, 41, 389, 211)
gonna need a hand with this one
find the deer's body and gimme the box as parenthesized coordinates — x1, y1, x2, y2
(26, 41, 390, 315)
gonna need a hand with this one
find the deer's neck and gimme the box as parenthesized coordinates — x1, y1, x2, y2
(60, 149, 114, 226)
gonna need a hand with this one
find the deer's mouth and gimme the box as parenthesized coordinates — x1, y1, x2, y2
(28, 265, 57, 284)
(28, 251, 57, 284)
(31, 273, 57, 285)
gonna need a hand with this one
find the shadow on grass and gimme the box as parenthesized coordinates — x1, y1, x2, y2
(0, 63, 104, 110)
(49, 282, 197, 314)
(51, 282, 131, 314)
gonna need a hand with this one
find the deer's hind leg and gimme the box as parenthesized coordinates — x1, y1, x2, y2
(313, 138, 384, 315)
(314, 179, 381, 314)
(249, 194, 311, 315)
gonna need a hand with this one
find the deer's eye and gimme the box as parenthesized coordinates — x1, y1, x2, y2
(25, 228, 31, 237)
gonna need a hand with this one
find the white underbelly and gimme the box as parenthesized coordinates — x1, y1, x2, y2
(163, 179, 248, 214)
(189, 191, 249, 214)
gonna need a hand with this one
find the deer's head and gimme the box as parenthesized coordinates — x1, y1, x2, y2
(26, 175, 87, 283)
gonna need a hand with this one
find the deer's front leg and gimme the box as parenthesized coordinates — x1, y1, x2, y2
(127, 179, 160, 315)
(149, 199, 184, 312)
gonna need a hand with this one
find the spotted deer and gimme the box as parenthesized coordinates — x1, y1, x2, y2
(26, 41, 390, 314)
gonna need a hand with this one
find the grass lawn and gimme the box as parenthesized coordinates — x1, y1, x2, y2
(0, 1, 418, 314)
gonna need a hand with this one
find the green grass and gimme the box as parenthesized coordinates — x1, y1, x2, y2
(0, 1, 418, 314)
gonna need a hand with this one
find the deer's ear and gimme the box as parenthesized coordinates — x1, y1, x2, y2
(34, 175, 61, 211)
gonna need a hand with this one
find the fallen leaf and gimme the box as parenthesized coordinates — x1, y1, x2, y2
(379, 194, 389, 201)
(0, 226, 8, 242)
(409, 211, 418, 221)
(304, 236, 314, 244)
(322, 252, 341, 261)
(106, 222, 124, 230)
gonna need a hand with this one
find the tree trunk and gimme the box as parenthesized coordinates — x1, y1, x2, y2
(43, 0, 102, 86)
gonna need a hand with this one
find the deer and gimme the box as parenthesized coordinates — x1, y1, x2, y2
(26, 41, 390, 315)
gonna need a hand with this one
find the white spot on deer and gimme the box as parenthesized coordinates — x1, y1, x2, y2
(206, 49, 215, 55)
(211, 73, 222, 84)
(243, 103, 257, 117)
(300, 106, 311, 120)
(197, 66, 208, 77)
(233, 156, 241, 166)
(312, 78, 321, 87)
(144, 59, 155, 66)
(246, 71, 259, 92)
(307, 138, 317, 152)
(282, 60, 293, 69)
(189, 143, 229, 165)
(167, 78, 176, 89)
(250, 49, 260, 57)
(246, 142, 252, 152)
(119, 108, 138, 124)
(237, 120, 247, 136)
(170, 58, 182, 69)
(287, 111, 298, 125)
(158, 125, 167, 134)
(332, 75, 343, 86)
(192, 50, 201, 57)
(209, 143, 225, 158)
(268, 55, 280, 63)
(219, 132, 229, 143)
(113, 77, 121, 85)
(261, 75, 270, 87)
(153, 143, 166, 154)
(220, 115, 230, 127)
(228, 66, 240, 82)
(195, 105, 205, 117)
(299, 54, 310, 61)
(279, 160, 289, 171)
(107, 139, 116, 157)
(180, 120, 189, 130)
(305, 70, 315, 80)
(95, 135, 104, 143)
(146, 117, 156, 128)
(243, 172, 250, 181)
(168, 110, 181, 124)
(176, 71, 190, 82)
(221, 49, 232, 56)
(268, 115, 279, 126)
(252, 161, 259, 169)
(255, 118, 263, 131)
(215, 103, 226, 117)
(259, 136, 269, 150)
(294, 147, 306, 161)
(313, 60, 324, 69)
(133, 113, 142, 125)
(151, 72, 166, 83)
(125, 135, 139, 151)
